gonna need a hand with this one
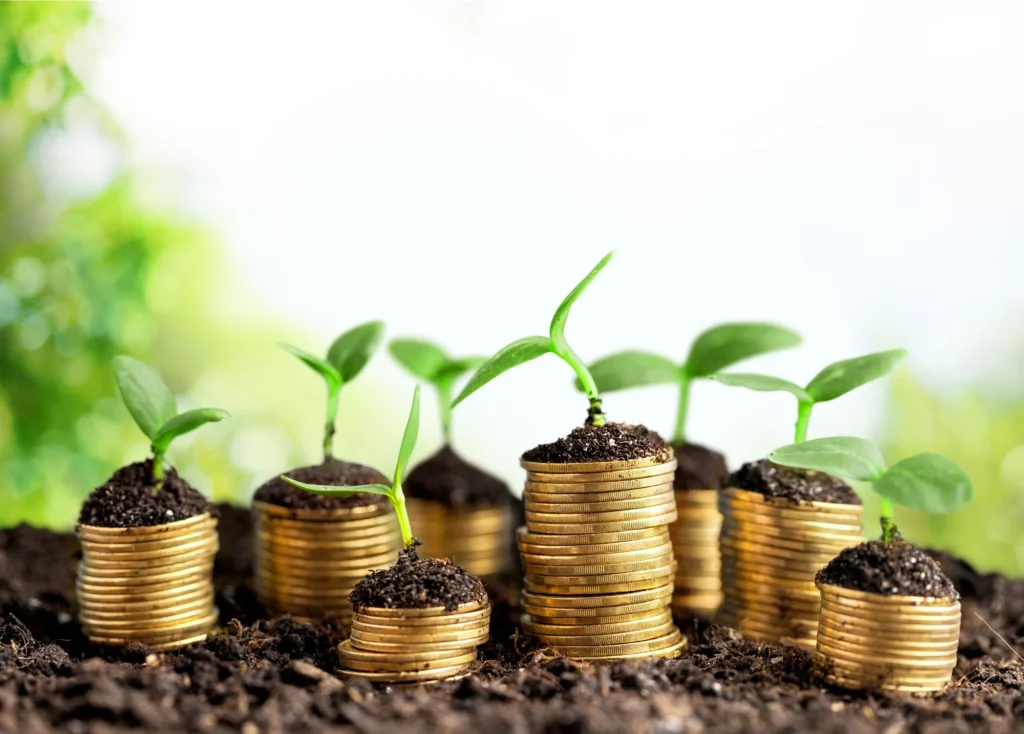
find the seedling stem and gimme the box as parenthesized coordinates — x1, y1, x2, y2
(794, 400, 813, 443)
(672, 374, 692, 444)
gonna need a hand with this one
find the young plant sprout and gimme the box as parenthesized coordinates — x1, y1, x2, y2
(389, 339, 485, 444)
(283, 385, 422, 549)
(452, 251, 614, 425)
(580, 323, 801, 444)
(770, 436, 973, 543)
(280, 320, 385, 460)
(713, 349, 907, 443)
(112, 355, 229, 485)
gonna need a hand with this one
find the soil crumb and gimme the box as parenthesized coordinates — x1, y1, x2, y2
(78, 459, 210, 528)
(818, 540, 959, 600)
(673, 442, 729, 490)
(523, 423, 672, 464)
(405, 446, 512, 508)
(254, 458, 389, 510)
(349, 549, 486, 612)
(726, 459, 860, 505)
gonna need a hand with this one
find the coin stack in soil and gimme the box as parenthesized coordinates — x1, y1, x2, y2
(76, 513, 219, 650)
(407, 500, 512, 577)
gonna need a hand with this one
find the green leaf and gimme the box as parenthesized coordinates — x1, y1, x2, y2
(873, 453, 974, 514)
(769, 436, 887, 482)
(389, 338, 450, 381)
(326, 320, 385, 383)
(578, 351, 680, 393)
(282, 478, 392, 497)
(805, 348, 907, 403)
(112, 355, 177, 440)
(549, 251, 614, 349)
(711, 373, 811, 402)
(280, 343, 342, 389)
(452, 336, 552, 407)
(685, 322, 802, 377)
(394, 385, 421, 486)
(152, 408, 230, 454)
(433, 356, 487, 384)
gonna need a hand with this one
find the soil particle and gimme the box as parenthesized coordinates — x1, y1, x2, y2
(673, 442, 729, 490)
(77, 459, 211, 528)
(726, 458, 861, 505)
(253, 458, 389, 510)
(348, 550, 486, 612)
(818, 540, 959, 600)
(522, 423, 672, 464)
(404, 446, 511, 509)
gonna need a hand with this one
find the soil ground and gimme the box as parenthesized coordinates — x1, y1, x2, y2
(1, 504, 1022, 733)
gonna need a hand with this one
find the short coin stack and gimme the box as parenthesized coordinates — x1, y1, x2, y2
(669, 489, 723, 618)
(76, 512, 219, 650)
(406, 500, 512, 578)
(517, 455, 685, 661)
(718, 488, 863, 648)
(815, 583, 961, 692)
(337, 599, 490, 683)
(254, 501, 401, 627)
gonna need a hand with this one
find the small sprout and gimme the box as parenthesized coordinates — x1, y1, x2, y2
(770, 436, 974, 542)
(389, 338, 484, 444)
(284, 385, 422, 549)
(280, 320, 385, 460)
(112, 356, 229, 485)
(713, 349, 907, 443)
(581, 323, 801, 443)
(452, 252, 614, 426)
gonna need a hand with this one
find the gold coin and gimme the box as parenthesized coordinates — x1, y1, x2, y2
(77, 586, 213, 611)
(87, 632, 209, 651)
(525, 574, 674, 596)
(79, 596, 214, 622)
(79, 532, 217, 555)
(532, 619, 677, 646)
(816, 640, 957, 669)
(522, 610, 671, 636)
(524, 492, 674, 515)
(518, 537, 670, 558)
(356, 608, 491, 628)
(76, 579, 212, 603)
(816, 628, 958, 655)
(719, 540, 841, 566)
(724, 566, 818, 590)
(76, 513, 215, 540)
(527, 515, 676, 535)
(816, 654, 956, 678)
(350, 628, 488, 646)
(255, 521, 398, 541)
(255, 584, 358, 602)
(343, 651, 478, 673)
(720, 530, 853, 555)
(722, 510, 864, 536)
(572, 637, 686, 662)
(723, 488, 863, 513)
(516, 526, 667, 547)
(257, 535, 400, 555)
(723, 605, 818, 631)
(526, 561, 675, 585)
(818, 597, 961, 623)
(351, 618, 489, 636)
(525, 607, 672, 628)
(84, 611, 217, 638)
(726, 494, 863, 522)
(80, 605, 214, 631)
(524, 483, 675, 504)
(674, 489, 719, 505)
(521, 583, 672, 609)
(346, 636, 481, 654)
(525, 466, 677, 485)
(79, 552, 215, 574)
(519, 543, 672, 567)
(255, 500, 391, 521)
(524, 554, 675, 578)
(547, 629, 683, 658)
(723, 579, 820, 604)
(819, 583, 960, 607)
(671, 593, 722, 614)
(256, 551, 399, 572)
(720, 557, 826, 582)
(817, 617, 961, 643)
(672, 575, 723, 592)
(77, 571, 210, 593)
(720, 520, 862, 545)
(526, 501, 677, 524)
(337, 662, 471, 683)
(817, 608, 962, 636)
(338, 639, 471, 662)
(523, 598, 671, 621)
(353, 600, 487, 618)
(521, 456, 676, 474)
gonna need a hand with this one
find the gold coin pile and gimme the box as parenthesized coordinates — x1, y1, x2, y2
(76, 512, 219, 650)
(815, 583, 961, 692)
(407, 499, 512, 578)
(669, 489, 723, 618)
(517, 456, 685, 661)
(254, 501, 401, 627)
(718, 488, 863, 648)
(337, 599, 490, 683)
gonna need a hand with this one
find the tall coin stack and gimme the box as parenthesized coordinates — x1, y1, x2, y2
(517, 455, 685, 660)
(337, 599, 490, 683)
(718, 488, 863, 648)
(76, 512, 219, 650)
(254, 501, 401, 627)
(669, 489, 723, 618)
(407, 500, 512, 579)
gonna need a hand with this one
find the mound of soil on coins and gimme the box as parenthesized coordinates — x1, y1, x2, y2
(672, 442, 729, 490)
(253, 458, 389, 511)
(818, 540, 959, 600)
(522, 423, 672, 464)
(349, 549, 486, 612)
(404, 446, 512, 509)
(726, 459, 860, 505)
(78, 460, 210, 528)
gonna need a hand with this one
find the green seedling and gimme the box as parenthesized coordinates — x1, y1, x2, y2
(389, 338, 485, 444)
(579, 323, 801, 444)
(713, 349, 907, 443)
(284, 385, 422, 549)
(280, 320, 385, 460)
(112, 356, 229, 485)
(770, 436, 973, 543)
(452, 252, 614, 426)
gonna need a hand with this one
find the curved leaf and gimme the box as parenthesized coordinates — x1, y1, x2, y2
(152, 408, 230, 454)
(769, 436, 887, 482)
(112, 355, 177, 440)
(873, 453, 974, 514)
(280, 343, 342, 389)
(327, 320, 385, 383)
(549, 251, 614, 349)
(389, 338, 449, 381)
(434, 356, 487, 384)
(283, 478, 392, 497)
(394, 385, 421, 486)
(452, 336, 552, 407)
(685, 322, 802, 377)
(711, 373, 810, 402)
(577, 351, 680, 393)
(805, 348, 907, 403)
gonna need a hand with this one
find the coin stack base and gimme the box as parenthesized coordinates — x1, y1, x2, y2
(718, 488, 863, 649)
(519, 455, 685, 661)
(76, 512, 219, 650)
(254, 501, 401, 627)
(814, 583, 960, 693)
(407, 500, 512, 579)
(337, 600, 490, 683)
(670, 489, 723, 618)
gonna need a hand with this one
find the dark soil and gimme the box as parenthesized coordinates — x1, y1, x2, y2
(818, 540, 959, 600)
(349, 550, 486, 612)
(673, 442, 729, 490)
(522, 423, 673, 464)
(726, 459, 861, 505)
(253, 458, 390, 510)
(78, 459, 211, 528)
(405, 446, 512, 509)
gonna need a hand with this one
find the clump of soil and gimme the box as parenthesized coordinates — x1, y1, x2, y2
(253, 458, 389, 510)
(78, 459, 210, 528)
(818, 540, 959, 600)
(522, 423, 672, 464)
(349, 549, 486, 612)
(726, 459, 860, 505)
(405, 446, 512, 509)
(673, 442, 729, 490)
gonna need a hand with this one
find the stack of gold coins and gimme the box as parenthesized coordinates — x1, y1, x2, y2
(718, 488, 863, 648)
(254, 501, 401, 627)
(76, 512, 219, 650)
(517, 455, 685, 661)
(337, 599, 490, 683)
(669, 489, 723, 618)
(406, 500, 512, 578)
(815, 583, 960, 692)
